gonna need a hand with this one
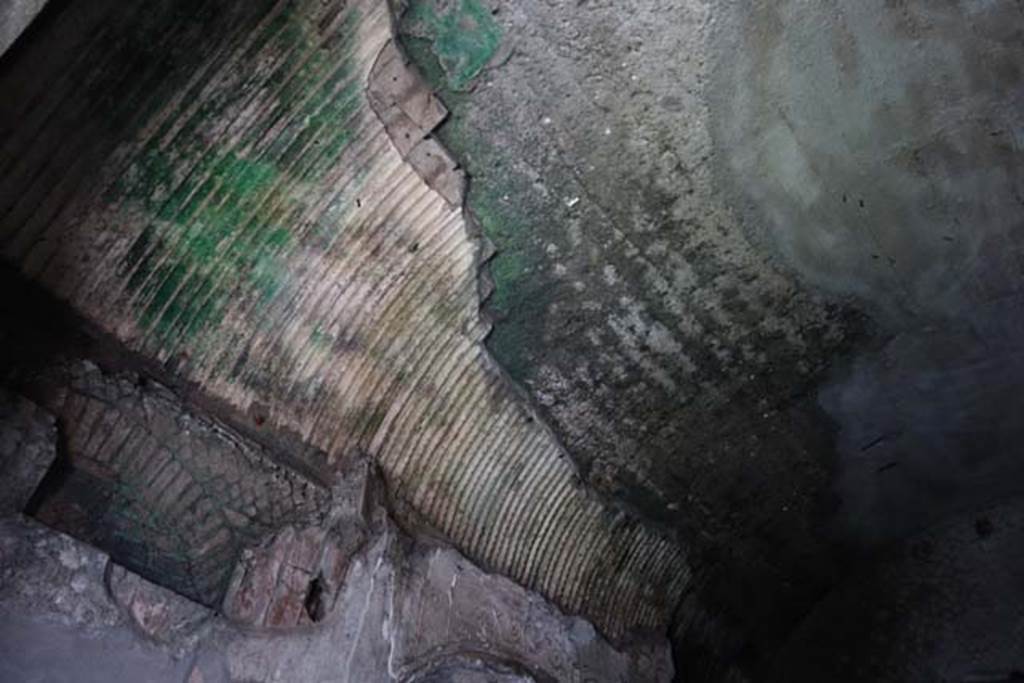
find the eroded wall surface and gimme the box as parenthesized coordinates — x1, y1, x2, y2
(397, 0, 864, 664)
(0, 0, 686, 640)
(397, 0, 1024, 676)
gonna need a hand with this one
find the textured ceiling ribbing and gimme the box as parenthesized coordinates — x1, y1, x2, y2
(0, 0, 688, 637)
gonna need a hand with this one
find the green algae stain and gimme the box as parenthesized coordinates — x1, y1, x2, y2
(397, 29, 548, 382)
(309, 324, 333, 349)
(406, 0, 502, 91)
(121, 151, 292, 345)
(111, 4, 367, 353)
(467, 185, 548, 381)
(466, 183, 527, 317)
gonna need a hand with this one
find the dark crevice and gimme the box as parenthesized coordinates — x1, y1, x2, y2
(303, 572, 327, 623)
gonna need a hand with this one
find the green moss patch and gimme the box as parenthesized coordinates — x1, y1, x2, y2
(111, 4, 363, 352)
(404, 0, 502, 91)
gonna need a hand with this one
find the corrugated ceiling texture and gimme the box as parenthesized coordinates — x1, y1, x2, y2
(0, 0, 689, 637)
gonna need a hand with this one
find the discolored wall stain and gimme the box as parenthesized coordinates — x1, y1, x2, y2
(403, 0, 503, 91)
(111, 7, 364, 352)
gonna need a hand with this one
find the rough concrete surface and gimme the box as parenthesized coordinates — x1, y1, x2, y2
(0, 389, 55, 515)
(399, 0, 1024, 676)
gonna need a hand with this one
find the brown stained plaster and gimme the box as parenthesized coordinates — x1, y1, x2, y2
(368, 39, 466, 207)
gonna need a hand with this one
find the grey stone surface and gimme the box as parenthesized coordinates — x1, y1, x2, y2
(0, 497, 671, 683)
(0, 615, 194, 683)
(0, 516, 133, 636)
(0, 389, 55, 516)
(0, 516, 208, 682)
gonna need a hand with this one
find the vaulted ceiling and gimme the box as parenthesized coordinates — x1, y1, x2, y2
(1, 0, 1023, 680)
